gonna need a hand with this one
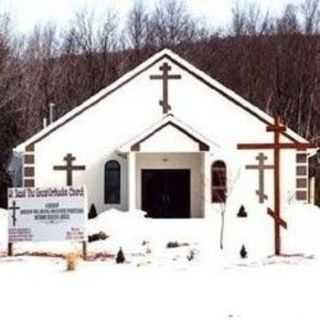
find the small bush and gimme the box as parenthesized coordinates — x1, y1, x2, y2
(88, 231, 108, 243)
(98, 231, 108, 240)
(237, 205, 248, 218)
(115, 247, 126, 264)
(88, 204, 98, 220)
(166, 241, 189, 249)
(167, 241, 179, 248)
(240, 245, 248, 259)
(187, 249, 195, 261)
(65, 253, 79, 271)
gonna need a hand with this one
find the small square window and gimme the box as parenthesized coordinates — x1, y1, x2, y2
(24, 179, 35, 187)
(296, 178, 307, 189)
(296, 191, 307, 201)
(296, 166, 307, 176)
(296, 154, 307, 164)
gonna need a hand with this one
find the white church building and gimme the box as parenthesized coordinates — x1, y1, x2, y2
(15, 49, 314, 228)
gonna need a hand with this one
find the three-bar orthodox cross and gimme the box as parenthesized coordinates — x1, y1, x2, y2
(238, 116, 317, 255)
(53, 153, 86, 186)
(8, 200, 20, 227)
(246, 153, 274, 203)
(150, 62, 181, 114)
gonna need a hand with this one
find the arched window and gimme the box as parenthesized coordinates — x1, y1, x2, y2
(211, 161, 227, 203)
(105, 160, 121, 204)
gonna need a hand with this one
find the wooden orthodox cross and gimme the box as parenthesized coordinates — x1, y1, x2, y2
(246, 153, 274, 203)
(150, 62, 181, 114)
(8, 200, 20, 227)
(53, 153, 86, 186)
(238, 116, 316, 255)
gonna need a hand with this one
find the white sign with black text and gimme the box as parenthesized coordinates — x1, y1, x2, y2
(8, 186, 87, 242)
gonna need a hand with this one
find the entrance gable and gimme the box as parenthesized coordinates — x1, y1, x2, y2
(119, 115, 215, 153)
(134, 122, 208, 152)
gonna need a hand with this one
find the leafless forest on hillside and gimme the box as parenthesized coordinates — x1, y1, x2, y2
(1, 0, 320, 204)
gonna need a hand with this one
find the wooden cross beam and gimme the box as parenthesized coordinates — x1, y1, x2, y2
(238, 143, 315, 150)
(267, 208, 287, 229)
(246, 153, 274, 203)
(237, 116, 317, 255)
(266, 116, 286, 134)
(8, 200, 20, 227)
(53, 153, 86, 186)
(150, 62, 181, 114)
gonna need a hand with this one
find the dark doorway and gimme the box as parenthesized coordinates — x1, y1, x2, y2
(142, 169, 190, 219)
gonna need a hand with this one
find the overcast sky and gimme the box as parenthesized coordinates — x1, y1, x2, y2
(2, 0, 304, 33)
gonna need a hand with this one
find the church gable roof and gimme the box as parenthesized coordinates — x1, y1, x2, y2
(118, 114, 218, 153)
(15, 48, 308, 152)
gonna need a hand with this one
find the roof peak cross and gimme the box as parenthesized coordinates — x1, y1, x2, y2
(150, 62, 181, 114)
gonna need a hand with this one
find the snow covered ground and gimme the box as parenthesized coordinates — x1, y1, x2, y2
(1, 206, 320, 319)
(0, 253, 319, 319)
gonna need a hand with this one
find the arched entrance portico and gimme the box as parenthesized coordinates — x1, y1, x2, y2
(119, 115, 217, 218)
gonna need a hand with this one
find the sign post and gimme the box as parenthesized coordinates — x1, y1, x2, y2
(7, 243, 13, 256)
(82, 241, 87, 260)
(7, 200, 21, 256)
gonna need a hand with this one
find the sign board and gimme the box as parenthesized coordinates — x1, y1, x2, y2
(7, 186, 87, 242)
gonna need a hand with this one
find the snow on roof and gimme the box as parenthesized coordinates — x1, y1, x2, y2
(15, 48, 308, 152)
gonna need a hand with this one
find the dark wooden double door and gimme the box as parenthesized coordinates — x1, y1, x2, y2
(142, 169, 190, 219)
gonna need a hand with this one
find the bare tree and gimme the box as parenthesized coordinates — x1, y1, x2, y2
(149, 0, 198, 48)
(126, 1, 149, 52)
(231, 2, 272, 36)
(301, 0, 320, 34)
(277, 4, 300, 34)
(202, 162, 240, 250)
(231, 1, 246, 36)
(0, 12, 21, 208)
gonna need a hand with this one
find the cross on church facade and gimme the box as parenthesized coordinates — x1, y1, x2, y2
(246, 153, 274, 203)
(238, 116, 317, 255)
(150, 62, 181, 114)
(53, 153, 86, 186)
(8, 200, 20, 227)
